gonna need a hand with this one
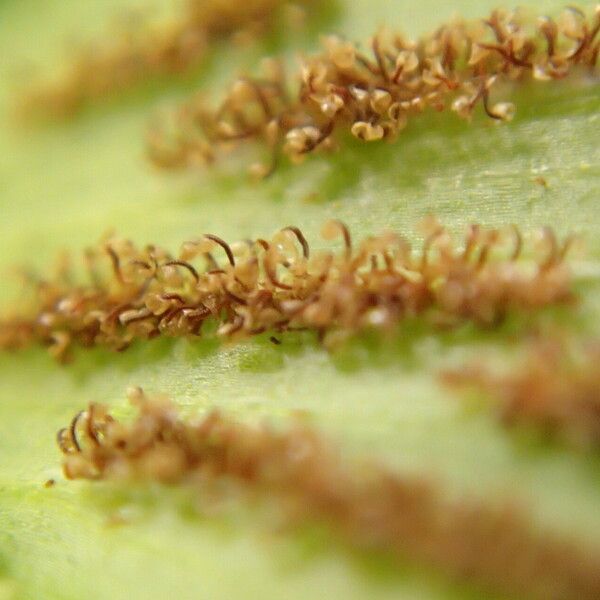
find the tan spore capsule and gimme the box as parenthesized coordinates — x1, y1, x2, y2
(489, 101, 516, 121)
(56, 389, 600, 600)
(316, 93, 345, 117)
(393, 50, 420, 77)
(350, 121, 385, 141)
(146, 5, 599, 176)
(323, 35, 357, 70)
(0, 219, 578, 358)
(370, 89, 392, 114)
(285, 126, 322, 152)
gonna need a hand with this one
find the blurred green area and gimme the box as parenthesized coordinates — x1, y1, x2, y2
(0, 1, 599, 598)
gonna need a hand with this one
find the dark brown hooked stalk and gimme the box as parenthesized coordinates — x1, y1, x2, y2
(162, 260, 200, 283)
(0, 218, 577, 361)
(203, 234, 236, 267)
(322, 220, 352, 260)
(282, 226, 310, 259)
(147, 5, 600, 176)
(57, 388, 600, 600)
(105, 246, 125, 285)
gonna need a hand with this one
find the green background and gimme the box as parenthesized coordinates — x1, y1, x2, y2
(0, 1, 599, 598)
